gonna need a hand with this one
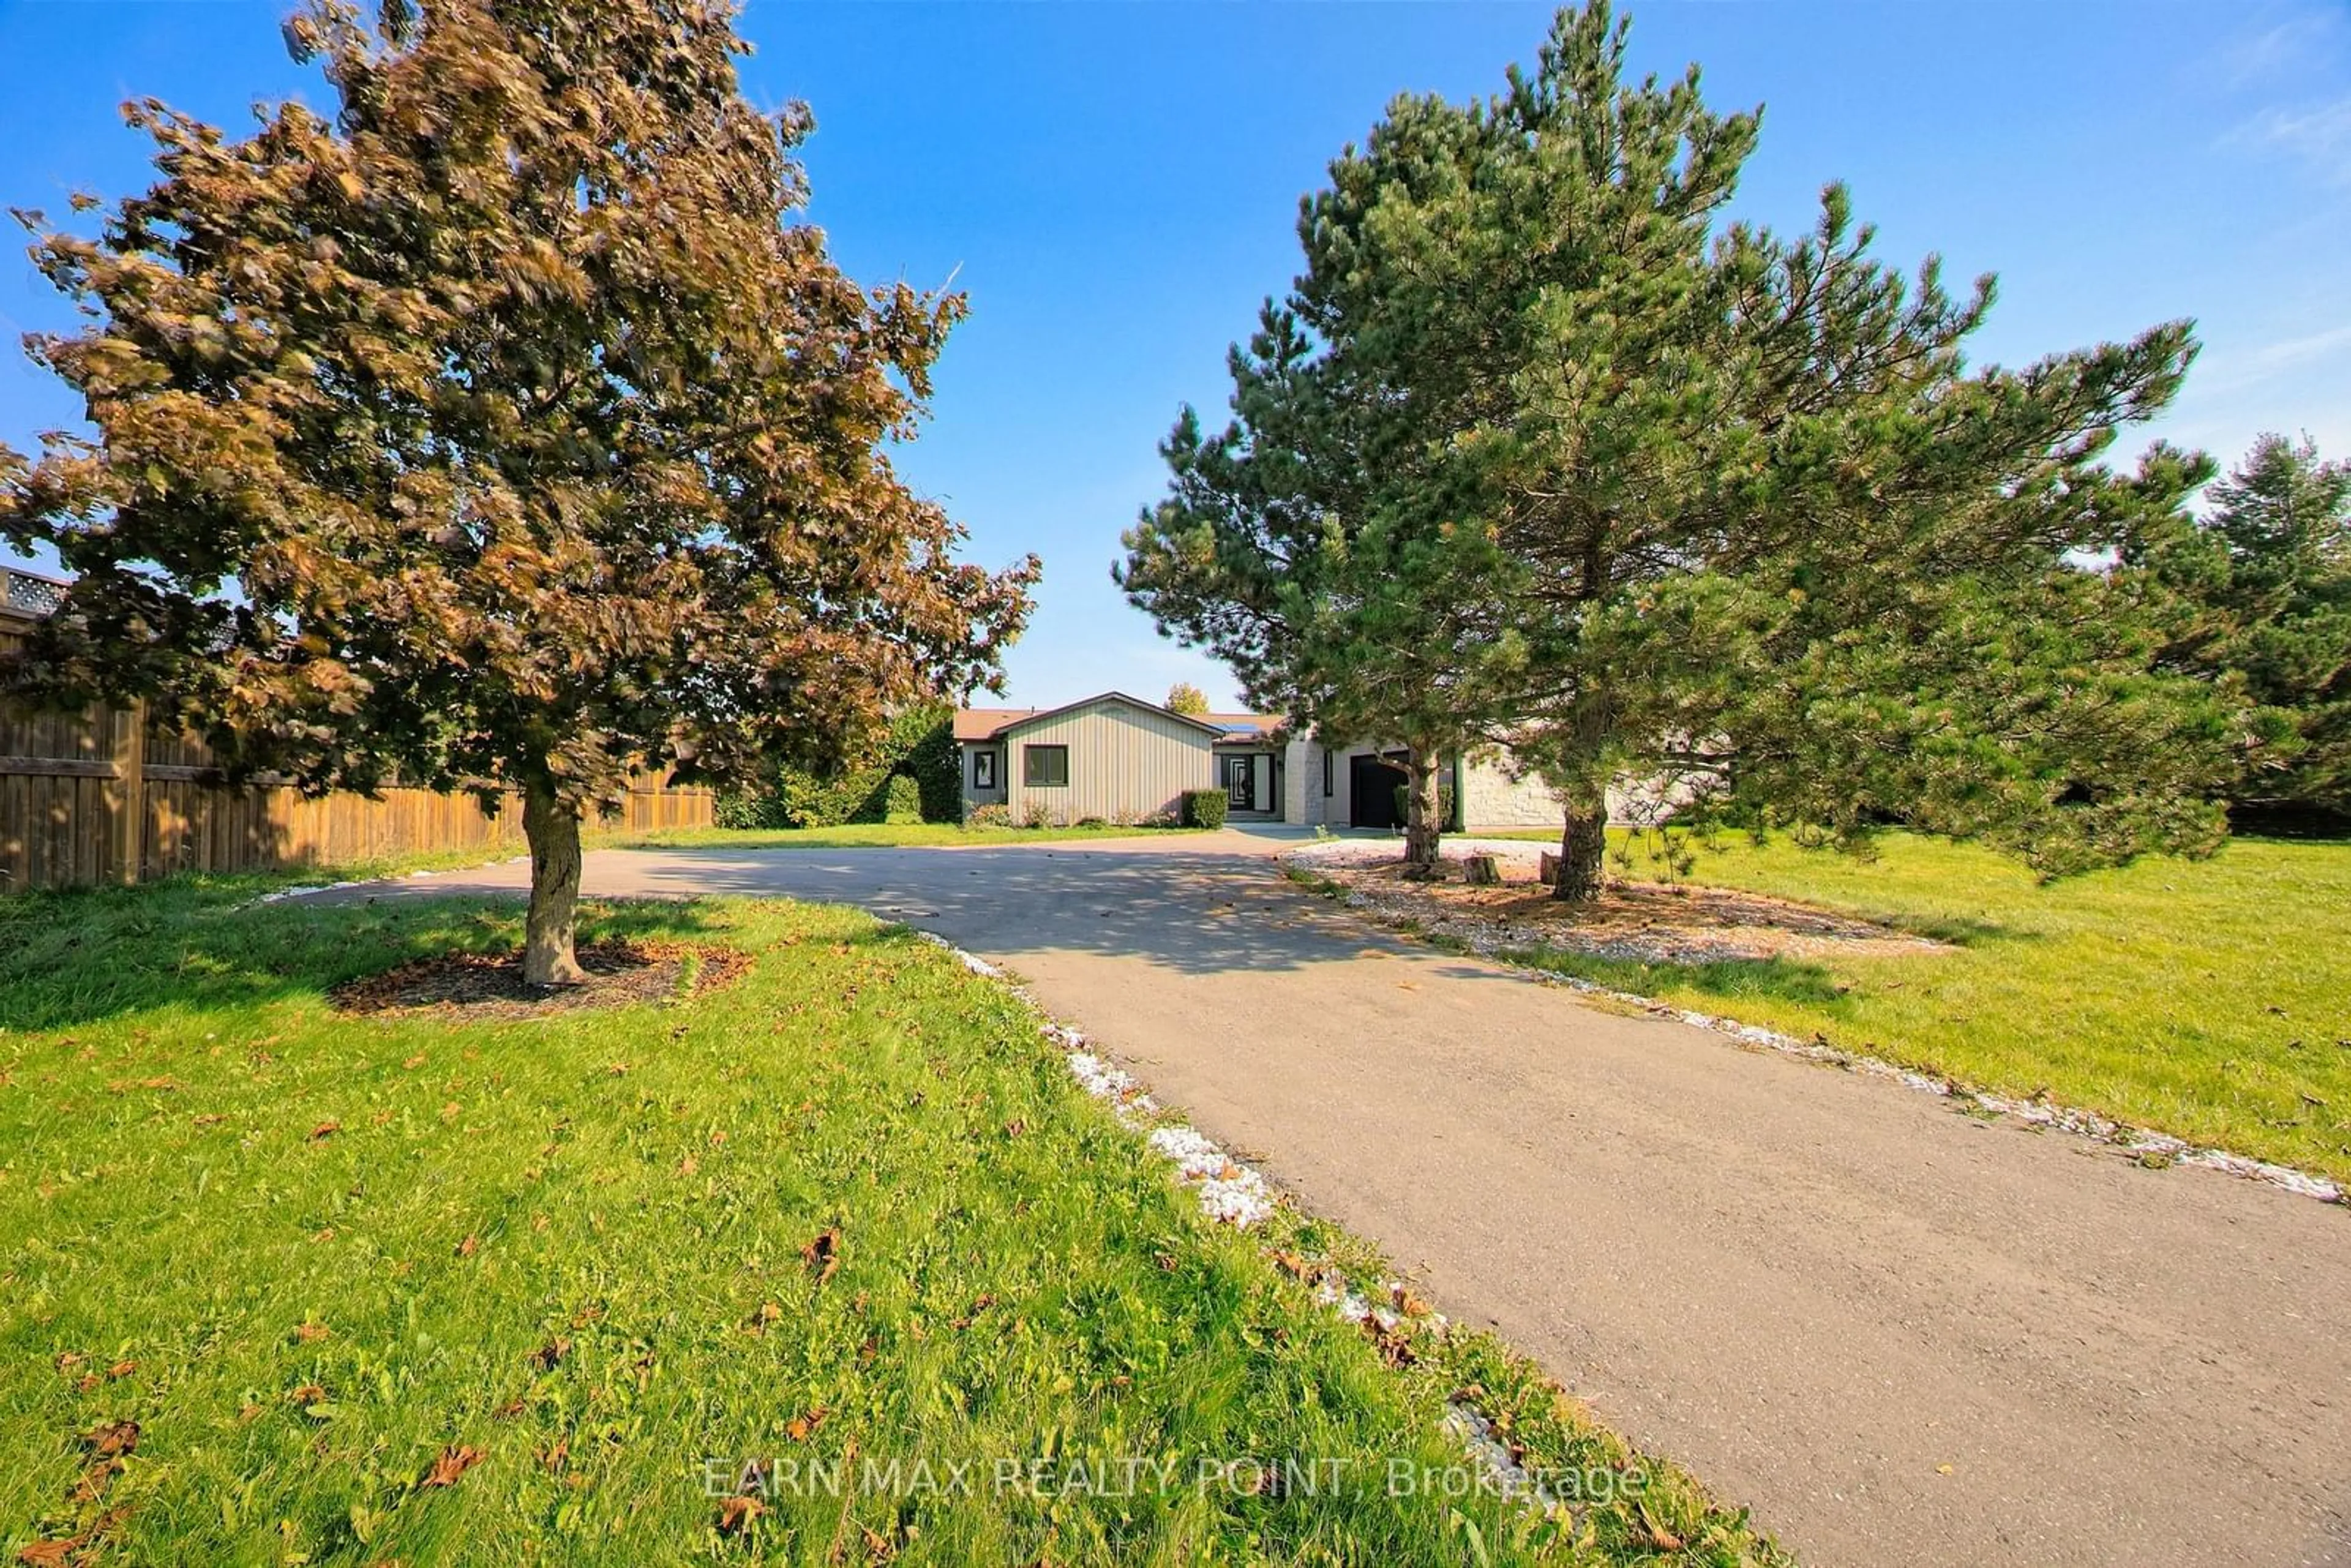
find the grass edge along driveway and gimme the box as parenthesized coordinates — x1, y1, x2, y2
(1464, 829, 2351, 1190)
(0, 876, 1782, 1567)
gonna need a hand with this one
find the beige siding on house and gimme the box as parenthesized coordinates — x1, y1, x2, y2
(1001, 697, 1215, 825)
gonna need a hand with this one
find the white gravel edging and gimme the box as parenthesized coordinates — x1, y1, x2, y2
(909, 929, 1582, 1519)
(915, 932, 1275, 1227)
(1280, 851, 2347, 1207)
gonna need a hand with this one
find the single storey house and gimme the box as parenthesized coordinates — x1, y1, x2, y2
(953, 690, 1561, 831)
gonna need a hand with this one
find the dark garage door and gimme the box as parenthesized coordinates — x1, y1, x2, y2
(1349, 754, 1409, 829)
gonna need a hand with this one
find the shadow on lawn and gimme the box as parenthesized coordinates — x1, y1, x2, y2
(0, 877, 737, 1033)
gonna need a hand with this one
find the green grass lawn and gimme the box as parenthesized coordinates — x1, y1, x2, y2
(601, 822, 1207, 852)
(0, 876, 1776, 1566)
(1476, 830, 2351, 1187)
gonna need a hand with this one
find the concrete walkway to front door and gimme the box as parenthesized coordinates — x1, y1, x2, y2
(335, 830, 2351, 1568)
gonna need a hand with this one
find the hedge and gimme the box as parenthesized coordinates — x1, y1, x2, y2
(1180, 789, 1228, 829)
(715, 700, 961, 828)
(883, 774, 924, 825)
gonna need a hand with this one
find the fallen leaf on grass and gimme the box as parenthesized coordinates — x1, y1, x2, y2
(530, 1338, 570, 1370)
(785, 1406, 827, 1442)
(716, 1494, 766, 1534)
(455, 1234, 479, 1259)
(15, 1507, 127, 1566)
(79, 1421, 139, 1458)
(193, 1113, 227, 1127)
(105, 1360, 135, 1380)
(309, 1120, 340, 1141)
(294, 1322, 331, 1345)
(1265, 1250, 1324, 1284)
(802, 1227, 841, 1286)
(68, 1457, 124, 1504)
(1637, 1502, 1684, 1552)
(290, 1384, 326, 1405)
(1361, 1319, 1416, 1368)
(421, 1445, 482, 1488)
(949, 1295, 996, 1332)
(1389, 1284, 1434, 1319)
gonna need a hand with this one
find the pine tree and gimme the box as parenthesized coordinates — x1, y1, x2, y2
(0, 0, 1036, 980)
(2133, 435, 2351, 814)
(1122, 1, 2251, 893)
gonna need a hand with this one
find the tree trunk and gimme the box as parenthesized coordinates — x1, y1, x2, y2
(522, 783, 587, 986)
(1401, 746, 1445, 877)
(1550, 785, 1608, 902)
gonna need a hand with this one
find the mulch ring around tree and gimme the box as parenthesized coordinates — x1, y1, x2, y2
(1290, 841, 1952, 966)
(329, 938, 752, 1021)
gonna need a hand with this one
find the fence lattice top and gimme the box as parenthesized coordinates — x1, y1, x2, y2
(2, 565, 67, 618)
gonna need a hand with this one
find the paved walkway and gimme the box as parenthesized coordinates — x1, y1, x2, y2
(344, 831, 2351, 1567)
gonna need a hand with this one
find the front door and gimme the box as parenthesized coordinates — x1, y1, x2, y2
(1349, 754, 1409, 828)
(1224, 754, 1254, 812)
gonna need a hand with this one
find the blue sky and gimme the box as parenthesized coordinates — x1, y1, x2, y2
(4, 1, 2348, 710)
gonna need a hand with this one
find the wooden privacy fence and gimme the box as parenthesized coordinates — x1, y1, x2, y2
(1, 593, 714, 893)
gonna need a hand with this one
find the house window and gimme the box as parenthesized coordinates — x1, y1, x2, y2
(1322, 748, 1333, 797)
(972, 749, 996, 790)
(1023, 744, 1068, 787)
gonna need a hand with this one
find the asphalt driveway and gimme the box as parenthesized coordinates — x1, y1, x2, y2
(343, 830, 2351, 1567)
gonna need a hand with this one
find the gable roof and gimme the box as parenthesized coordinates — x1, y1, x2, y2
(951, 706, 1033, 742)
(953, 691, 1276, 743)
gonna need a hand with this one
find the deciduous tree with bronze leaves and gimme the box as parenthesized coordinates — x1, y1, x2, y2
(0, 0, 1036, 981)
(1122, 1, 2259, 896)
